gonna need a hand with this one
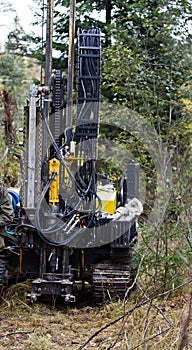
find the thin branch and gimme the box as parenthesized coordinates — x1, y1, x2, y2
(130, 325, 172, 350)
(123, 253, 146, 302)
(138, 284, 173, 326)
(0, 147, 8, 162)
(0, 329, 35, 337)
(177, 291, 192, 350)
(78, 279, 192, 350)
(77, 298, 149, 350)
(106, 254, 146, 349)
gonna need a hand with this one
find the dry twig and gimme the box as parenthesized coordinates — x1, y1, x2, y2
(177, 291, 192, 350)
(78, 279, 192, 350)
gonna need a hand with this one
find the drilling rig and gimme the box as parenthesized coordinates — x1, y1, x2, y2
(0, 0, 143, 303)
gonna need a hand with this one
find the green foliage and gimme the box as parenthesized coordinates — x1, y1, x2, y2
(0, 17, 37, 186)
(134, 217, 192, 291)
(101, 35, 192, 123)
(1, 153, 21, 187)
(97, 0, 192, 292)
(5, 16, 29, 56)
(0, 53, 26, 96)
(0, 17, 34, 110)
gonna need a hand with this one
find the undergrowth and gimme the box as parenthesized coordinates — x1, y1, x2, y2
(0, 279, 191, 350)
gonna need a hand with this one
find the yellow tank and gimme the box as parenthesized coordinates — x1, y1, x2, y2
(97, 184, 117, 214)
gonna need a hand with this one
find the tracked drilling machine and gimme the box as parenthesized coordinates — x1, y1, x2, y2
(0, 0, 143, 303)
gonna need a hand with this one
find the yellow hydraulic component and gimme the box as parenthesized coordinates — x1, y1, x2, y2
(49, 157, 60, 206)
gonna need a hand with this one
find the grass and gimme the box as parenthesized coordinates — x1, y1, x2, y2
(0, 281, 191, 349)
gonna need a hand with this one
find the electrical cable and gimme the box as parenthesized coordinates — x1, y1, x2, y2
(34, 28, 102, 245)
(43, 114, 96, 197)
(35, 172, 82, 234)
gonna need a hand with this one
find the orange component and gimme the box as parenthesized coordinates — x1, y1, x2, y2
(19, 244, 23, 274)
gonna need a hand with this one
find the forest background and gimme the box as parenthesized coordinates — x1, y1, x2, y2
(0, 1, 191, 349)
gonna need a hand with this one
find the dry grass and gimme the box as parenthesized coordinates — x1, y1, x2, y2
(0, 281, 191, 350)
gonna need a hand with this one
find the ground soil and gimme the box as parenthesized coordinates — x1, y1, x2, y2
(0, 282, 191, 350)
